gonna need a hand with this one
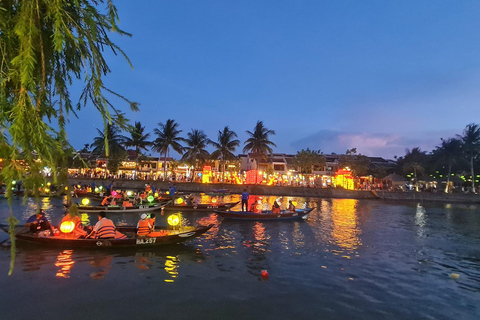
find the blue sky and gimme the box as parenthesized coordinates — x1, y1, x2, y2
(66, 1, 480, 159)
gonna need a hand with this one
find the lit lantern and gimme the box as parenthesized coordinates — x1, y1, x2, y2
(111, 191, 117, 197)
(166, 191, 170, 195)
(167, 214, 180, 227)
(47, 182, 51, 186)
(147, 195, 154, 203)
(212, 198, 217, 203)
(60, 221, 75, 233)
(82, 198, 90, 206)
(154, 192, 158, 197)
(176, 198, 184, 205)
(127, 191, 133, 197)
(95, 187, 99, 192)
(12, 180, 16, 185)
(292, 201, 297, 206)
(44, 188, 50, 193)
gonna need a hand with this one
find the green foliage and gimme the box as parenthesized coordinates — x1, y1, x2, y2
(0, 0, 135, 274)
(152, 119, 184, 178)
(243, 121, 276, 168)
(181, 129, 211, 170)
(294, 148, 326, 174)
(7, 214, 19, 276)
(338, 148, 371, 177)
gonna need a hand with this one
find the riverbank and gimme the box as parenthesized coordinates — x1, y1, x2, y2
(68, 177, 480, 204)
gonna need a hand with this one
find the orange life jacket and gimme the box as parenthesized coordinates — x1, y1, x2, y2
(95, 218, 116, 239)
(272, 206, 281, 214)
(61, 215, 87, 237)
(147, 218, 156, 229)
(137, 220, 152, 236)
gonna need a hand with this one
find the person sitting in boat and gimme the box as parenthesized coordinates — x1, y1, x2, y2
(87, 212, 116, 239)
(137, 213, 154, 236)
(101, 196, 111, 206)
(186, 194, 195, 206)
(147, 213, 156, 229)
(60, 212, 87, 238)
(250, 200, 262, 213)
(272, 200, 281, 214)
(25, 209, 55, 234)
(288, 200, 296, 212)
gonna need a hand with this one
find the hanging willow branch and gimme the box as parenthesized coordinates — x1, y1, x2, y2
(0, 0, 137, 275)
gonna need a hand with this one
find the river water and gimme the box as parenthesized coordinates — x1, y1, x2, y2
(0, 195, 479, 320)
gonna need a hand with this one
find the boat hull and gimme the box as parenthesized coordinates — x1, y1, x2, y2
(214, 208, 313, 221)
(164, 201, 240, 212)
(2, 225, 213, 248)
(77, 201, 170, 214)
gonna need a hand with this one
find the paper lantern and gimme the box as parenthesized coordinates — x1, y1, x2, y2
(60, 221, 75, 234)
(82, 198, 90, 206)
(167, 214, 180, 226)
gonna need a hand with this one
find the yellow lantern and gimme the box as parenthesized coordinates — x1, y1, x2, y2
(60, 221, 75, 234)
(167, 214, 180, 227)
(82, 198, 90, 206)
(212, 198, 217, 203)
(176, 198, 184, 205)
(292, 201, 297, 206)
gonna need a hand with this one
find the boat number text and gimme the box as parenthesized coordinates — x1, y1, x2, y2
(136, 238, 157, 245)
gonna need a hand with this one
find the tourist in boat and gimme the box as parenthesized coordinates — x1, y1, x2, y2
(101, 196, 111, 206)
(137, 213, 153, 236)
(87, 212, 116, 239)
(288, 200, 296, 212)
(272, 200, 281, 214)
(186, 194, 196, 206)
(241, 189, 249, 212)
(60, 212, 87, 238)
(147, 213, 156, 229)
(25, 209, 55, 234)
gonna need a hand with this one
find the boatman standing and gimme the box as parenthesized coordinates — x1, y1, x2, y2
(241, 189, 249, 212)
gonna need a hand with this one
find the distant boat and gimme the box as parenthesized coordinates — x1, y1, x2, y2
(164, 201, 240, 212)
(77, 201, 170, 214)
(205, 189, 231, 196)
(214, 208, 313, 221)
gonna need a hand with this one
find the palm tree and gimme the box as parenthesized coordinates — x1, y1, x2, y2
(152, 119, 184, 179)
(457, 123, 480, 192)
(210, 126, 240, 181)
(90, 123, 127, 175)
(122, 122, 151, 179)
(432, 138, 462, 193)
(402, 147, 428, 191)
(243, 121, 277, 169)
(181, 129, 211, 179)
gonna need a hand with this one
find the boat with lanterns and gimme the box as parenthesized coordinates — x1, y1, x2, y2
(76, 200, 171, 214)
(0, 222, 214, 248)
(164, 200, 240, 212)
(214, 208, 313, 221)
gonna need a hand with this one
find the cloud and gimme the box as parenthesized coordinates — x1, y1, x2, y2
(289, 129, 457, 159)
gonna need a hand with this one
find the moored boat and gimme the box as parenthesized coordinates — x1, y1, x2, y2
(0, 224, 214, 248)
(77, 201, 171, 214)
(164, 201, 240, 212)
(214, 208, 313, 221)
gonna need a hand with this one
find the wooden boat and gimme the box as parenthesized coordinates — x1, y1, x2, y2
(214, 208, 313, 221)
(0, 224, 214, 248)
(205, 189, 231, 196)
(77, 201, 171, 214)
(164, 201, 240, 212)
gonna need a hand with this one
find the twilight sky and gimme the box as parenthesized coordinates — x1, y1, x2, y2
(66, 0, 480, 159)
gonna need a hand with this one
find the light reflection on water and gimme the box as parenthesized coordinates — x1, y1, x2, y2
(1, 196, 480, 319)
